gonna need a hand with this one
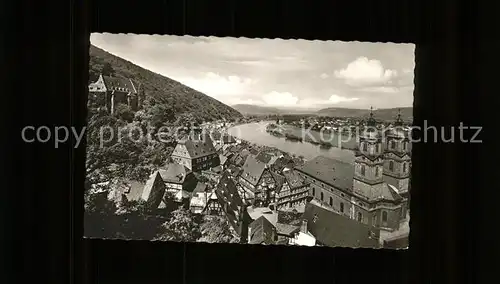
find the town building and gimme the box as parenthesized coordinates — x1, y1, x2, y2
(299, 200, 381, 248)
(247, 216, 278, 245)
(156, 163, 198, 202)
(188, 182, 210, 214)
(141, 171, 167, 209)
(215, 173, 252, 243)
(237, 156, 279, 207)
(88, 74, 143, 114)
(170, 136, 220, 172)
(275, 170, 310, 212)
(295, 108, 408, 233)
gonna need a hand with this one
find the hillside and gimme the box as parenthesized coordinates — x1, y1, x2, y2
(88, 45, 242, 122)
(231, 104, 283, 115)
(316, 107, 413, 122)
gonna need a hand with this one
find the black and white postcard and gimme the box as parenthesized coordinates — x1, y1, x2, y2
(84, 33, 414, 249)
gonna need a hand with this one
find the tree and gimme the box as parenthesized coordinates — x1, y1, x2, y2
(154, 207, 201, 242)
(101, 62, 115, 76)
(198, 216, 239, 244)
(114, 104, 134, 123)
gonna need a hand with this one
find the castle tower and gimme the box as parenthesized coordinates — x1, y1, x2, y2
(383, 109, 411, 198)
(353, 107, 385, 199)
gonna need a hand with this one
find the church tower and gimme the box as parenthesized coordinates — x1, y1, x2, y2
(353, 107, 385, 200)
(383, 109, 411, 198)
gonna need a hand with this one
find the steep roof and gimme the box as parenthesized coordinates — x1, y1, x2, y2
(275, 223, 300, 237)
(102, 75, 137, 94)
(248, 216, 277, 245)
(158, 163, 192, 184)
(353, 181, 403, 202)
(241, 156, 267, 186)
(192, 182, 208, 194)
(295, 156, 354, 192)
(302, 200, 380, 248)
(255, 152, 272, 164)
(215, 173, 250, 235)
(178, 137, 217, 159)
(141, 171, 166, 205)
(219, 154, 228, 166)
(283, 170, 307, 190)
(270, 172, 286, 193)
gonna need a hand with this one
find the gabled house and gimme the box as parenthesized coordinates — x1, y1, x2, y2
(189, 182, 210, 214)
(275, 223, 301, 245)
(248, 216, 278, 245)
(158, 163, 198, 202)
(141, 171, 167, 209)
(170, 136, 220, 172)
(237, 156, 279, 207)
(275, 170, 310, 212)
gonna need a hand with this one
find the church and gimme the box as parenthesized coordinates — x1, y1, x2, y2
(295, 108, 410, 233)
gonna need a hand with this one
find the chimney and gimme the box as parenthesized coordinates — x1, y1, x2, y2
(300, 219, 308, 233)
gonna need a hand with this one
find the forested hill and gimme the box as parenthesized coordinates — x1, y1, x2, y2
(88, 45, 242, 122)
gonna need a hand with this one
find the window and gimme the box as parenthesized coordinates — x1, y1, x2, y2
(312, 188, 315, 196)
(375, 167, 379, 177)
(403, 163, 407, 173)
(320, 192, 324, 201)
(372, 215, 377, 225)
(340, 202, 344, 213)
(361, 165, 366, 176)
(382, 211, 388, 222)
(376, 144, 380, 152)
(389, 161, 394, 171)
(391, 140, 396, 149)
(363, 143, 367, 151)
(357, 212, 363, 222)
(329, 197, 333, 206)
(403, 142, 407, 150)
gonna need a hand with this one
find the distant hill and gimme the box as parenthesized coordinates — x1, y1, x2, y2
(316, 107, 413, 122)
(231, 104, 283, 115)
(232, 104, 317, 116)
(88, 45, 242, 122)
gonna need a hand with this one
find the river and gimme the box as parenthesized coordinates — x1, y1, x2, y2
(227, 121, 356, 164)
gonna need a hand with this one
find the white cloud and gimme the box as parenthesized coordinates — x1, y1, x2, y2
(262, 91, 299, 107)
(320, 73, 329, 79)
(334, 57, 397, 86)
(328, 94, 359, 103)
(360, 86, 399, 93)
(172, 72, 255, 98)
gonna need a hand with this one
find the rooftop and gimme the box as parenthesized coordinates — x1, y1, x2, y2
(247, 206, 278, 226)
(158, 163, 192, 184)
(248, 216, 277, 245)
(176, 137, 217, 159)
(101, 75, 137, 94)
(295, 156, 354, 192)
(282, 170, 307, 189)
(302, 200, 380, 248)
(241, 155, 267, 186)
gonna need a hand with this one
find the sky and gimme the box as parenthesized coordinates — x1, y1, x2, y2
(91, 33, 415, 110)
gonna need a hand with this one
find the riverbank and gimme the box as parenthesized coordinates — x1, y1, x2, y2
(265, 123, 358, 151)
(227, 122, 356, 163)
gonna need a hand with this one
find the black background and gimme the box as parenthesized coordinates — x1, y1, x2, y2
(1, 0, 496, 283)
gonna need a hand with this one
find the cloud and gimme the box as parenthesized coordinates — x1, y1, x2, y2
(320, 73, 329, 79)
(172, 72, 255, 98)
(334, 57, 397, 86)
(359, 86, 399, 93)
(262, 91, 299, 106)
(328, 94, 359, 103)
